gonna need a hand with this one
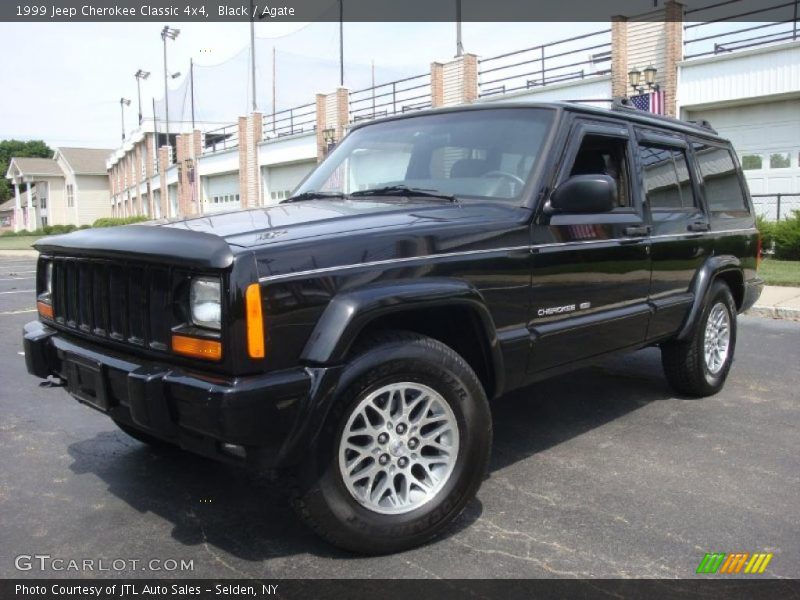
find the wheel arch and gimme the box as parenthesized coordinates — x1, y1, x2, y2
(300, 278, 505, 399)
(676, 255, 744, 341)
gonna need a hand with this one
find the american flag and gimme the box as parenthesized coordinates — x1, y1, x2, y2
(630, 90, 666, 115)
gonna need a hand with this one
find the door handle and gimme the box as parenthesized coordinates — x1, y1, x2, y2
(688, 222, 710, 232)
(623, 225, 650, 237)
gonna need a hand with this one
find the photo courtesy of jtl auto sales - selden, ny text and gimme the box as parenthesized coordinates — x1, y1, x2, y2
(0, 0, 799, 598)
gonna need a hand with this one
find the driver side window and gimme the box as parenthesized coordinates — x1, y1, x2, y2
(568, 134, 631, 208)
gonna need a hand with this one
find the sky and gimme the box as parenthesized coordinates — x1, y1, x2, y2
(0, 21, 606, 150)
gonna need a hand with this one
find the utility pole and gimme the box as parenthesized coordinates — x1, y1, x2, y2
(250, 2, 258, 111)
(134, 69, 150, 125)
(456, 0, 464, 57)
(190, 58, 196, 130)
(272, 47, 276, 132)
(339, 0, 344, 86)
(161, 25, 180, 155)
(120, 98, 131, 142)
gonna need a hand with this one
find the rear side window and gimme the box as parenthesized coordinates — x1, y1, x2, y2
(638, 144, 697, 210)
(694, 144, 749, 216)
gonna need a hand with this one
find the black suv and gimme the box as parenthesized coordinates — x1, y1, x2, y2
(24, 102, 763, 554)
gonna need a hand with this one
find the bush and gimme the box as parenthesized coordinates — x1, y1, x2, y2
(772, 211, 800, 261)
(92, 215, 150, 228)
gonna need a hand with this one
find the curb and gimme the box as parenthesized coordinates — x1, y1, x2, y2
(747, 305, 800, 321)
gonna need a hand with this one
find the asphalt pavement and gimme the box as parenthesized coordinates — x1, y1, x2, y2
(1, 255, 798, 579)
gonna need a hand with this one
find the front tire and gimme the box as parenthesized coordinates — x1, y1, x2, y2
(291, 331, 492, 554)
(661, 280, 737, 397)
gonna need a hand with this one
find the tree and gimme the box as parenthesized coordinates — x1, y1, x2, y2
(0, 140, 53, 203)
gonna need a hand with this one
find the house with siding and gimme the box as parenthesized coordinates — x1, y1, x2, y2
(5, 147, 114, 231)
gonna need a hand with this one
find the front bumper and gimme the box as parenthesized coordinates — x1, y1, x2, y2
(23, 321, 320, 469)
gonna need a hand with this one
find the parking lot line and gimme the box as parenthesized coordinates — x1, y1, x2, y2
(0, 308, 36, 315)
(0, 277, 35, 281)
(0, 289, 35, 294)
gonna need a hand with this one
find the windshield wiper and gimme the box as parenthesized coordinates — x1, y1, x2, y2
(350, 185, 457, 203)
(281, 191, 346, 203)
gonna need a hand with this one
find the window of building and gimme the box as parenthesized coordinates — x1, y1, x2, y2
(66, 184, 75, 208)
(741, 154, 763, 170)
(568, 134, 631, 208)
(638, 144, 697, 210)
(694, 143, 749, 215)
(769, 152, 791, 169)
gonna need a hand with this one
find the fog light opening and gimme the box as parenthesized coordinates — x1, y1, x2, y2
(220, 443, 247, 459)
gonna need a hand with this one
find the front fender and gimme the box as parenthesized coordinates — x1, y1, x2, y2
(677, 255, 742, 341)
(300, 278, 503, 376)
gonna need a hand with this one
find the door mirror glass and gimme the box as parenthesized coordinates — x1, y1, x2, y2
(549, 174, 618, 214)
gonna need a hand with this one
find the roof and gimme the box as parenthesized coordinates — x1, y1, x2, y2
(0, 198, 16, 212)
(56, 147, 114, 175)
(349, 101, 727, 142)
(7, 157, 63, 178)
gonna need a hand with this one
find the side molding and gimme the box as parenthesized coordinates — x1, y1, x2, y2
(677, 255, 742, 340)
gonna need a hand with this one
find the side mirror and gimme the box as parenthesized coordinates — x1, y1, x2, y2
(548, 174, 618, 214)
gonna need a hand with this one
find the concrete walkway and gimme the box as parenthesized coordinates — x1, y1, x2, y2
(748, 285, 800, 321)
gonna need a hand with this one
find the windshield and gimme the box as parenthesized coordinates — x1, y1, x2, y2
(296, 108, 554, 201)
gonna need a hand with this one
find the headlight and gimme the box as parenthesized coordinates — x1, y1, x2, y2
(190, 277, 221, 330)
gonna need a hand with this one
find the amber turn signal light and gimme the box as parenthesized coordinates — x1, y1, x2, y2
(172, 334, 222, 361)
(245, 283, 265, 358)
(37, 301, 53, 319)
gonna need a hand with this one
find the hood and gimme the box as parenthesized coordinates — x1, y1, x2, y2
(162, 198, 505, 248)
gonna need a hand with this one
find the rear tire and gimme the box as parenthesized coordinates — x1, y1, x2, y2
(661, 280, 737, 397)
(291, 331, 492, 555)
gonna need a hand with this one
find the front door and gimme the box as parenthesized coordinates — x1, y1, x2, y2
(527, 119, 651, 374)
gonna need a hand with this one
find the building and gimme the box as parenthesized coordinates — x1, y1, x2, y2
(5, 147, 114, 231)
(107, 0, 799, 222)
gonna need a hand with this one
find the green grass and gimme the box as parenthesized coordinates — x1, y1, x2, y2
(759, 259, 800, 287)
(0, 235, 41, 250)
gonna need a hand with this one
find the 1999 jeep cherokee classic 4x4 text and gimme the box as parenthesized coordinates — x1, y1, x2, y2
(24, 102, 763, 554)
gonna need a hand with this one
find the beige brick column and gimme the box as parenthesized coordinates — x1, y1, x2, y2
(237, 113, 264, 208)
(158, 146, 170, 218)
(315, 88, 350, 162)
(432, 53, 479, 107)
(611, 15, 629, 99)
(430, 62, 444, 107)
(663, 0, 684, 117)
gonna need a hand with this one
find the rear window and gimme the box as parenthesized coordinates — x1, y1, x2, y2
(694, 143, 749, 217)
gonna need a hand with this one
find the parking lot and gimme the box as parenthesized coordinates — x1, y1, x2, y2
(0, 253, 798, 579)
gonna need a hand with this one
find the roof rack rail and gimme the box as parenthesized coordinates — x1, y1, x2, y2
(686, 119, 718, 134)
(610, 97, 718, 134)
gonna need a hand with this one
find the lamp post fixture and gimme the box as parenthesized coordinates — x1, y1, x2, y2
(119, 98, 131, 142)
(134, 69, 150, 126)
(322, 126, 336, 154)
(161, 25, 180, 160)
(628, 65, 659, 95)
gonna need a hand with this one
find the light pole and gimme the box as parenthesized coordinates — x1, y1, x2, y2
(119, 98, 131, 142)
(134, 69, 150, 125)
(250, 2, 258, 111)
(161, 25, 180, 159)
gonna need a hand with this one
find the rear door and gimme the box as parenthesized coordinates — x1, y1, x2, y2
(634, 129, 713, 339)
(527, 118, 651, 374)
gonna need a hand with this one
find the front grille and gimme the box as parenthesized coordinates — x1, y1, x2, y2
(51, 257, 174, 352)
